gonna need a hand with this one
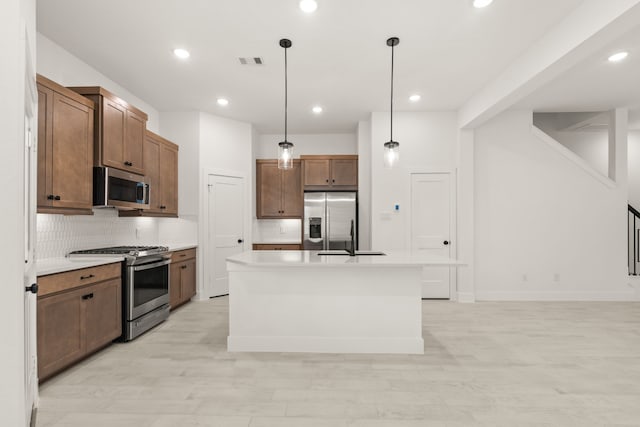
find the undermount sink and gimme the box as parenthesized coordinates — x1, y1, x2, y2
(317, 250, 386, 256)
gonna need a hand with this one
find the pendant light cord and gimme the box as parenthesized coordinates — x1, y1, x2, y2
(390, 42, 394, 142)
(284, 45, 288, 142)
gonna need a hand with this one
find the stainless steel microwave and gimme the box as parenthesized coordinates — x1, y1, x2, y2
(93, 167, 150, 210)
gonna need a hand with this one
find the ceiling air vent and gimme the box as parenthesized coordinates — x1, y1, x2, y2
(239, 57, 264, 65)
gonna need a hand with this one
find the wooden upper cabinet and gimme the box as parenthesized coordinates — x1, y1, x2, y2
(256, 160, 302, 218)
(159, 140, 178, 215)
(37, 75, 94, 215)
(69, 86, 148, 175)
(144, 134, 161, 214)
(303, 159, 331, 186)
(119, 131, 179, 218)
(145, 131, 178, 216)
(302, 155, 358, 190)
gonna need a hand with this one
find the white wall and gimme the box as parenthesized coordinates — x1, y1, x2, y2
(254, 133, 357, 159)
(1, 0, 35, 424)
(357, 119, 372, 250)
(474, 110, 630, 300)
(370, 112, 458, 250)
(628, 131, 640, 209)
(36, 33, 160, 133)
(159, 112, 201, 218)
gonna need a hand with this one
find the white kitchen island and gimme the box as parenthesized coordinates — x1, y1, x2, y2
(226, 250, 461, 355)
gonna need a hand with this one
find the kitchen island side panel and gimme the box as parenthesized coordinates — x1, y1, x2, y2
(227, 266, 423, 354)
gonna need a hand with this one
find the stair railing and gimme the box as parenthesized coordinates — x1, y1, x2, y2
(628, 204, 640, 275)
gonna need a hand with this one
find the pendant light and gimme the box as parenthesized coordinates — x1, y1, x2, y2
(384, 37, 400, 168)
(278, 38, 294, 170)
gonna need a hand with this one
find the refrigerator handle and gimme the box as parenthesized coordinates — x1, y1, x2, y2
(325, 207, 330, 251)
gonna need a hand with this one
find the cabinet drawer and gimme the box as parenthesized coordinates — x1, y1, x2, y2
(38, 262, 121, 297)
(171, 248, 196, 262)
(253, 244, 302, 250)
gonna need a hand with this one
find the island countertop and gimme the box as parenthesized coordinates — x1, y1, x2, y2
(226, 250, 462, 268)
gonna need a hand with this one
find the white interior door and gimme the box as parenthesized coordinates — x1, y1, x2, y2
(207, 174, 244, 297)
(411, 173, 451, 299)
(24, 54, 38, 425)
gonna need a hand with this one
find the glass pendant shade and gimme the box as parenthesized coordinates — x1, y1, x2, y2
(383, 140, 399, 168)
(278, 141, 294, 170)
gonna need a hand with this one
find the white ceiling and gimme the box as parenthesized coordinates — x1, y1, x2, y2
(517, 25, 640, 130)
(37, 0, 591, 133)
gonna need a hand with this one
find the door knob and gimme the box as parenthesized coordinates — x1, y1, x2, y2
(443, 240, 449, 245)
(25, 283, 38, 294)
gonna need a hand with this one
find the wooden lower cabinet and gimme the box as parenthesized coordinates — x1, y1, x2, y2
(37, 287, 85, 381)
(170, 249, 197, 310)
(37, 264, 122, 382)
(84, 279, 122, 353)
(253, 244, 302, 250)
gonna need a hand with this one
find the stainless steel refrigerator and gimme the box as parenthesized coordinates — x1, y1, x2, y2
(303, 192, 357, 250)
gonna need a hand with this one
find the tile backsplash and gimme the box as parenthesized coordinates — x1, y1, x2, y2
(36, 209, 183, 260)
(252, 218, 301, 243)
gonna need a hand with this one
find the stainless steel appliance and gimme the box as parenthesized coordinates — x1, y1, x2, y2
(303, 192, 357, 251)
(93, 167, 150, 210)
(69, 245, 170, 341)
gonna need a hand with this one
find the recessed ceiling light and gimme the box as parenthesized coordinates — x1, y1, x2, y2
(312, 106, 323, 114)
(173, 48, 190, 59)
(473, 0, 493, 8)
(608, 51, 629, 62)
(299, 0, 318, 13)
(409, 94, 421, 102)
(217, 98, 229, 106)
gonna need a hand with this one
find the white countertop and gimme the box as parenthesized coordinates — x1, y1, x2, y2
(167, 243, 198, 251)
(37, 257, 125, 276)
(37, 243, 197, 276)
(227, 250, 463, 268)
(252, 241, 302, 245)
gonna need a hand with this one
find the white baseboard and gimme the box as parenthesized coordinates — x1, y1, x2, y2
(228, 336, 425, 355)
(475, 290, 637, 301)
(456, 292, 476, 303)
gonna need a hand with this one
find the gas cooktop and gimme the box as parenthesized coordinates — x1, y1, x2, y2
(69, 245, 169, 258)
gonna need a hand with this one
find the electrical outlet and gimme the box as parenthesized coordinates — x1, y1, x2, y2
(135, 228, 140, 240)
(522, 274, 528, 282)
(280, 225, 286, 234)
(554, 273, 560, 282)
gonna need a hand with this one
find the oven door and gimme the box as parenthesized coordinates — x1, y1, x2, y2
(128, 258, 170, 320)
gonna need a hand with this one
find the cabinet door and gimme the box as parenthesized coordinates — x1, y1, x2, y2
(331, 159, 358, 187)
(257, 162, 282, 217)
(124, 109, 145, 174)
(37, 84, 53, 209)
(37, 287, 86, 380)
(180, 258, 197, 303)
(85, 279, 122, 353)
(303, 159, 330, 186)
(51, 92, 94, 210)
(160, 143, 178, 215)
(169, 262, 182, 309)
(144, 136, 161, 213)
(102, 97, 126, 169)
(282, 161, 302, 217)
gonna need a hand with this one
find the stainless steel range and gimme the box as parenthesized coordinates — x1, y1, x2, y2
(69, 245, 171, 341)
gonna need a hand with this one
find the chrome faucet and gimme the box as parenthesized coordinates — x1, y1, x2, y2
(348, 219, 356, 256)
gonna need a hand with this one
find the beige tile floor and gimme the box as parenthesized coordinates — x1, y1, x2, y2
(37, 297, 640, 427)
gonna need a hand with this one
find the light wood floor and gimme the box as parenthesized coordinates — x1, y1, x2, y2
(37, 297, 640, 426)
